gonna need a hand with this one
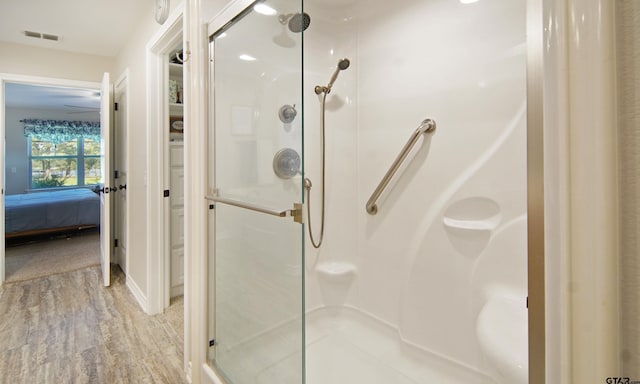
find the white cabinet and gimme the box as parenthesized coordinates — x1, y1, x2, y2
(170, 142, 184, 297)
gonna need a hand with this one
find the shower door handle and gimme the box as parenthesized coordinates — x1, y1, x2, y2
(205, 195, 302, 224)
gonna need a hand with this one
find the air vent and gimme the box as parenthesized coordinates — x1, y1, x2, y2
(42, 34, 59, 41)
(24, 30, 40, 38)
(24, 30, 60, 42)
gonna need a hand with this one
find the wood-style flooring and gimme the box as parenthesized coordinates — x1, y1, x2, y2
(0, 265, 186, 384)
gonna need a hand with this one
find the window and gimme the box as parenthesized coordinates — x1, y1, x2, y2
(29, 137, 101, 189)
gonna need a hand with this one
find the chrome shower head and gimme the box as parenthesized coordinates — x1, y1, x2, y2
(315, 58, 351, 95)
(279, 12, 310, 33)
(337, 58, 350, 70)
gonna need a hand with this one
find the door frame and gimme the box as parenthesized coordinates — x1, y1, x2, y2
(0, 73, 101, 285)
(146, 5, 184, 314)
(114, 70, 130, 275)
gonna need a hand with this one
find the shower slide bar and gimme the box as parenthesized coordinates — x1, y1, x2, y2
(205, 195, 303, 224)
(365, 118, 436, 215)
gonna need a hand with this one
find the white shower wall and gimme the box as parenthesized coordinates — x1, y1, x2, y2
(304, 0, 527, 375)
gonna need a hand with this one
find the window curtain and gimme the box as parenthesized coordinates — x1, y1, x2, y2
(22, 119, 101, 144)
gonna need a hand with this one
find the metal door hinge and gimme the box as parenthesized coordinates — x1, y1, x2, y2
(292, 203, 303, 224)
(114, 170, 119, 179)
(164, 189, 170, 197)
(209, 339, 216, 347)
(114, 239, 119, 248)
(114, 102, 118, 111)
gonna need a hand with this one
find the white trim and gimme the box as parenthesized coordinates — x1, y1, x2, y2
(202, 363, 225, 384)
(187, 0, 214, 383)
(566, 0, 619, 380)
(540, 1, 571, 382)
(0, 73, 100, 286)
(146, 3, 185, 316)
(0, 73, 100, 90)
(171, 284, 185, 298)
(126, 275, 149, 311)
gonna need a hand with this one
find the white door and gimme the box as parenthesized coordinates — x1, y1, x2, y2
(114, 78, 128, 274)
(100, 72, 113, 287)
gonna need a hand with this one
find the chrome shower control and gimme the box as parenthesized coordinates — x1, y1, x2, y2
(278, 104, 297, 123)
(273, 148, 301, 179)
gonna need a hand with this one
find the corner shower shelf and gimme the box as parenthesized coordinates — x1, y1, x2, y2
(316, 262, 357, 283)
(442, 197, 501, 233)
(442, 217, 498, 232)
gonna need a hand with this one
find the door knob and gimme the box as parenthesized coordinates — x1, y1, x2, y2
(119, 184, 127, 190)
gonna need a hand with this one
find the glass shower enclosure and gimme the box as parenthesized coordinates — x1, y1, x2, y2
(207, 0, 528, 383)
(206, 1, 305, 383)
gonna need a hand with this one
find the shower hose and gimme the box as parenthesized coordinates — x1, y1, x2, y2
(304, 92, 328, 249)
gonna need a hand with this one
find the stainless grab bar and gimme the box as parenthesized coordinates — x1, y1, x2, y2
(205, 195, 303, 224)
(366, 118, 436, 215)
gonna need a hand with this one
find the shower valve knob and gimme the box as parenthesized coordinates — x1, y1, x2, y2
(278, 104, 297, 123)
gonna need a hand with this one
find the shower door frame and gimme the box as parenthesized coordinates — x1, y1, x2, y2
(203, 0, 306, 382)
(526, 0, 545, 382)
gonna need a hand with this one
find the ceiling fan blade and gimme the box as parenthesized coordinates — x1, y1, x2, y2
(64, 104, 100, 110)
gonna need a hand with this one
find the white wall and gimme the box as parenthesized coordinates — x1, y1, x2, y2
(304, 0, 527, 375)
(111, 1, 185, 303)
(111, 3, 156, 304)
(0, 41, 114, 82)
(4, 107, 99, 195)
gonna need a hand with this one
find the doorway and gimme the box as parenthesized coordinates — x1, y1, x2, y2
(145, 9, 185, 315)
(0, 74, 116, 284)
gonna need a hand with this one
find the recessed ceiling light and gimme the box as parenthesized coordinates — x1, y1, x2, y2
(254, 4, 277, 15)
(239, 54, 257, 61)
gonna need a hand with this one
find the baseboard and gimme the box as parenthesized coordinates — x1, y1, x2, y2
(171, 284, 184, 298)
(126, 276, 148, 312)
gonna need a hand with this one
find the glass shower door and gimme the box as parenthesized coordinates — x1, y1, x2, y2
(207, 1, 304, 383)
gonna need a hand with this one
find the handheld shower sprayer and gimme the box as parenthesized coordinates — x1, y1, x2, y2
(315, 58, 350, 95)
(307, 58, 351, 249)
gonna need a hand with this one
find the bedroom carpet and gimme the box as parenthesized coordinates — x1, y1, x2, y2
(5, 231, 100, 283)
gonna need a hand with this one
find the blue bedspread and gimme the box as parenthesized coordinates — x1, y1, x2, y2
(5, 188, 100, 234)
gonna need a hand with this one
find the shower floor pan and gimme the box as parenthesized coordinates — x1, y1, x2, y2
(250, 307, 496, 383)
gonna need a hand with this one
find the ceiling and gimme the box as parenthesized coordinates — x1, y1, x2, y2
(6, 83, 101, 117)
(0, 0, 151, 114)
(0, 0, 151, 57)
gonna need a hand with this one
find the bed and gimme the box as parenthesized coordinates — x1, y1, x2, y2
(5, 188, 100, 238)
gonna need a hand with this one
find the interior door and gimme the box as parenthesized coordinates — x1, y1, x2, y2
(207, 0, 304, 382)
(0, 80, 5, 283)
(100, 72, 113, 287)
(114, 81, 127, 274)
